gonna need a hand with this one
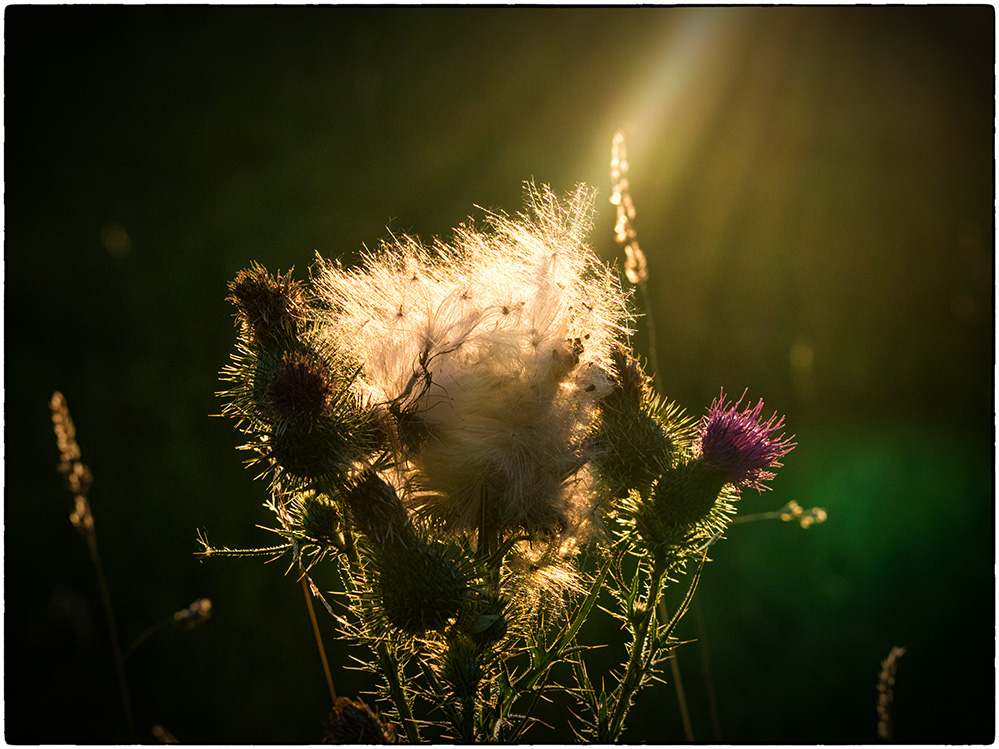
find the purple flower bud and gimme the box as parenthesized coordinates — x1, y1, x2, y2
(266, 352, 332, 427)
(697, 389, 796, 491)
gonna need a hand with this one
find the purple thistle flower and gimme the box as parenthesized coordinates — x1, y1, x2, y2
(696, 388, 796, 491)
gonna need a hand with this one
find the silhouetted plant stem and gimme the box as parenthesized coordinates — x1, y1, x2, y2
(121, 599, 212, 664)
(122, 617, 172, 663)
(461, 693, 476, 743)
(694, 592, 724, 741)
(87, 523, 136, 741)
(637, 278, 662, 395)
(644, 264, 696, 744)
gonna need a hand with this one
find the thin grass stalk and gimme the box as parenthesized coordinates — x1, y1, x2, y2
(611, 132, 696, 742)
(300, 572, 337, 704)
(86, 522, 136, 741)
(122, 618, 172, 663)
(658, 598, 696, 742)
(50, 392, 136, 742)
(694, 593, 724, 741)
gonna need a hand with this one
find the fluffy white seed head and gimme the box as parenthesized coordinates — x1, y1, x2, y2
(314, 184, 632, 537)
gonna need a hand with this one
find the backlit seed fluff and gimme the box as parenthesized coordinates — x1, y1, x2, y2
(314, 184, 632, 537)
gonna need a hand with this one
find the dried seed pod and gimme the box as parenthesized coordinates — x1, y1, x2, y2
(227, 262, 304, 349)
(324, 697, 395, 744)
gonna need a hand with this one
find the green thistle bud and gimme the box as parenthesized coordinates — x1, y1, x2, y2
(324, 696, 395, 744)
(379, 542, 467, 634)
(268, 414, 359, 484)
(227, 262, 304, 349)
(635, 457, 727, 555)
(592, 346, 681, 498)
(343, 471, 415, 549)
(298, 493, 343, 548)
(220, 342, 380, 492)
(606, 344, 650, 410)
(443, 635, 481, 699)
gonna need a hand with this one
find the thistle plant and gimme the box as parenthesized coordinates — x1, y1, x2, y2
(203, 181, 798, 742)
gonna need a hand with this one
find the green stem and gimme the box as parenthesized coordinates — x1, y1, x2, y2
(498, 559, 612, 741)
(504, 666, 556, 743)
(376, 642, 421, 743)
(477, 483, 502, 595)
(477, 484, 494, 558)
(481, 660, 513, 741)
(416, 658, 464, 737)
(462, 692, 476, 743)
(607, 558, 669, 741)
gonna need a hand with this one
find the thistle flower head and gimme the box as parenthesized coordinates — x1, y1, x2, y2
(227, 262, 304, 348)
(265, 352, 333, 427)
(696, 389, 796, 491)
(314, 184, 631, 540)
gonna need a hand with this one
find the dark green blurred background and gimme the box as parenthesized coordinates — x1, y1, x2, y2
(5, 6, 993, 744)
